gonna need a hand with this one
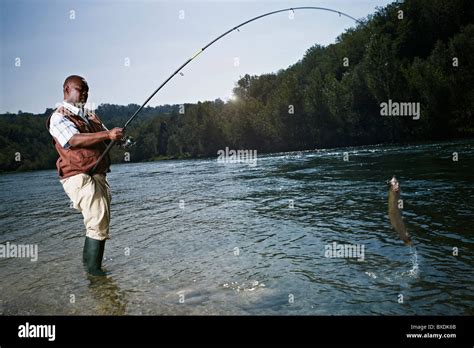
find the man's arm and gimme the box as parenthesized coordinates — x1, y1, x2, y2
(69, 128, 124, 148)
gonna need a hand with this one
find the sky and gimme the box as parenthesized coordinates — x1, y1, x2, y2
(0, 0, 393, 114)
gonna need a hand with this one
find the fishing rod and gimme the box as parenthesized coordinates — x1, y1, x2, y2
(89, 6, 362, 175)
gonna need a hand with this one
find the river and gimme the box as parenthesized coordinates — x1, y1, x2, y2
(0, 140, 473, 315)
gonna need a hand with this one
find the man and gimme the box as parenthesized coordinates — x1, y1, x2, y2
(46, 75, 124, 276)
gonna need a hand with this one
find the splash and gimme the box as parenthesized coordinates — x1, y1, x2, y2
(365, 271, 377, 279)
(406, 245, 419, 278)
(366, 245, 420, 281)
(399, 244, 420, 278)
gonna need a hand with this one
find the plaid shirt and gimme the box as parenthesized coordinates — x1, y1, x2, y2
(49, 101, 107, 149)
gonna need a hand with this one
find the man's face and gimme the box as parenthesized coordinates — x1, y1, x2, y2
(65, 79, 89, 107)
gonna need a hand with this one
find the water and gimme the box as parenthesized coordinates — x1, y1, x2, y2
(0, 140, 473, 315)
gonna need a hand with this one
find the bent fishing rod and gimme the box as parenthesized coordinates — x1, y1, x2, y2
(89, 6, 362, 175)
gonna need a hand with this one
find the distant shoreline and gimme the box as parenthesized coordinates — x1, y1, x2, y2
(2, 137, 472, 175)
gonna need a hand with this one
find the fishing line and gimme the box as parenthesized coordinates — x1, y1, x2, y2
(89, 6, 362, 174)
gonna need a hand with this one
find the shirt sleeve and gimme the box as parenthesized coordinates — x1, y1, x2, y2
(49, 113, 79, 148)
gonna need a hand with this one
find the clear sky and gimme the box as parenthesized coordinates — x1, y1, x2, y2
(0, 0, 393, 113)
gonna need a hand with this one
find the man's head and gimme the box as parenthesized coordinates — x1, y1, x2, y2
(63, 75, 89, 107)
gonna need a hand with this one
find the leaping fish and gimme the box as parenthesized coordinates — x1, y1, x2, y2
(387, 176, 412, 246)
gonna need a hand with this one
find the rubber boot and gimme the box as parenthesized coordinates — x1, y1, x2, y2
(83, 236, 106, 276)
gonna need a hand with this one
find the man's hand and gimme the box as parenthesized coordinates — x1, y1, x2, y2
(69, 128, 124, 148)
(107, 128, 124, 141)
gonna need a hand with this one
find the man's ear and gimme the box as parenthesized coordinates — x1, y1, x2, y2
(63, 85, 69, 98)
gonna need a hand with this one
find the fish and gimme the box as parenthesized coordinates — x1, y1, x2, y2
(387, 176, 412, 246)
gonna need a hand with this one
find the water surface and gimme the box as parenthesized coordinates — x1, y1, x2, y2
(0, 140, 473, 315)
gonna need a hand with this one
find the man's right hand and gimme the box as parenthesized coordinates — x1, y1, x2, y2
(108, 128, 124, 141)
(69, 128, 124, 148)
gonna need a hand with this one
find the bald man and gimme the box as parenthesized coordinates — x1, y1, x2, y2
(46, 75, 124, 276)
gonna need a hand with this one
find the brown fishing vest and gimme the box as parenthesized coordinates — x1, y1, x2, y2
(46, 106, 111, 179)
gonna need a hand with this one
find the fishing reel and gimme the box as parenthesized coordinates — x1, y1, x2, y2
(117, 136, 136, 149)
